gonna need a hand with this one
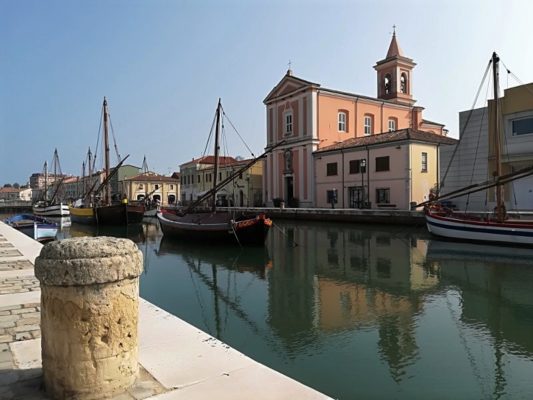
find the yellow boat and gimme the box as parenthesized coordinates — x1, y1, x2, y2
(69, 206, 95, 225)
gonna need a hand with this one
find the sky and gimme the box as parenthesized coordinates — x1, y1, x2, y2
(2, 0, 533, 185)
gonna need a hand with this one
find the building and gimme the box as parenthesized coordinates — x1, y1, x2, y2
(112, 164, 140, 198)
(0, 187, 32, 201)
(314, 129, 456, 209)
(179, 156, 263, 206)
(440, 82, 533, 211)
(123, 172, 180, 206)
(263, 32, 451, 208)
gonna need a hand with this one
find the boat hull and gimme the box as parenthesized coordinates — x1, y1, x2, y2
(33, 203, 70, 217)
(425, 209, 533, 245)
(157, 211, 271, 245)
(4, 214, 58, 241)
(96, 204, 145, 225)
(69, 206, 96, 225)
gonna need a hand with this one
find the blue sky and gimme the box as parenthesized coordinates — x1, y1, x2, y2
(2, 0, 532, 184)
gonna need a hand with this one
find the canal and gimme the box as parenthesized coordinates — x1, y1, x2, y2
(39, 218, 533, 398)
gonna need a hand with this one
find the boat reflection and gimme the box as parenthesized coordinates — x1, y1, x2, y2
(65, 222, 145, 242)
(427, 239, 533, 354)
(157, 238, 271, 278)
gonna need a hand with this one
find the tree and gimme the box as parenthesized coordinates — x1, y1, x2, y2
(13, 183, 20, 189)
(3, 183, 12, 188)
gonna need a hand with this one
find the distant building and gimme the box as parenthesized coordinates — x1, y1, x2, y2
(441, 82, 533, 211)
(263, 32, 450, 208)
(0, 187, 32, 201)
(123, 172, 180, 206)
(179, 156, 263, 206)
(111, 164, 140, 198)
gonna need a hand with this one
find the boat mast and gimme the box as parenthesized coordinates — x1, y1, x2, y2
(492, 52, 504, 222)
(87, 147, 93, 205)
(212, 99, 222, 212)
(103, 97, 111, 206)
(44, 161, 48, 202)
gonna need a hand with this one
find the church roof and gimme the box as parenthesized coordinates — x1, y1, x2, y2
(315, 129, 457, 154)
(386, 32, 404, 58)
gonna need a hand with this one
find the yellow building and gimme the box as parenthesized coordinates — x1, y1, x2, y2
(180, 156, 263, 207)
(123, 172, 180, 206)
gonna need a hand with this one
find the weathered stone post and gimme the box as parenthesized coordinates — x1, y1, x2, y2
(35, 237, 143, 399)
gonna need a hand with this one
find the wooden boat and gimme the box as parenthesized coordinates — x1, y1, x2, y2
(33, 149, 70, 217)
(157, 99, 275, 245)
(422, 53, 533, 245)
(69, 99, 144, 226)
(4, 214, 58, 242)
(70, 205, 96, 225)
(95, 98, 144, 225)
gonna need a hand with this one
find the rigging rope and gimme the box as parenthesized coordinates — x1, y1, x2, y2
(221, 107, 255, 157)
(465, 73, 492, 212)
(440, 59, 493, 191)
(93, 105, 103, 172)
(201, 109, 218, 158)
(108, 114, 122, 164)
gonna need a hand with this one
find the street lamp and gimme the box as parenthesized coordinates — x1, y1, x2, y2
(360, 159, 366, 208)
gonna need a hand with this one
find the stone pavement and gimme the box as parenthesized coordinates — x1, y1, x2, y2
(0, 222, 331, 400)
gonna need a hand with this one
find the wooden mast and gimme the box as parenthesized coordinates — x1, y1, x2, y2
(212, 99, 222, 212)
(44, 161, 48, 202)
(87, 147, 93, 205)
(103, 97, 111, 206)
(492, 52, 505, 222)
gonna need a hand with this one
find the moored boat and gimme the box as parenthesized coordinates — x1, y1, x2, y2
(4, 214, 58, 242)
(157, 99, 276, 245)
(422, 53, 533, 245)
(33, 202, 70, 217)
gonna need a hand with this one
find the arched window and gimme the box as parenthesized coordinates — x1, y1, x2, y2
(338, 111, 347, 132)
(384, 74, 392, 94)
(400, 73, 408, 94)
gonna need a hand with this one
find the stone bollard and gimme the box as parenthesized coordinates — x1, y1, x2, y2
(35, 237, 143, 399)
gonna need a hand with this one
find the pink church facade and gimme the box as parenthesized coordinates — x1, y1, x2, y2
(263, 33, 454, 209)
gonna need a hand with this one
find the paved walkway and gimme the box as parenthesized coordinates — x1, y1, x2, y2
(0, 223, 331, 400)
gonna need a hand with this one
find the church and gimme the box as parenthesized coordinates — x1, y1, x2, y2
(262, 32, 456, 209)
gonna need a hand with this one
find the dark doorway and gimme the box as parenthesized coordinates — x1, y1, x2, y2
(285, 176, 294, 204)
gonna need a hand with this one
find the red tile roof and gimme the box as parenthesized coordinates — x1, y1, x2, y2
(315, 129, 457, 154)
(124, 173, 179, 182)
(180, 155, 238, 167)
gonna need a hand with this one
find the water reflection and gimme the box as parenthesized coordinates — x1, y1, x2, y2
(55, 219, 533, 399)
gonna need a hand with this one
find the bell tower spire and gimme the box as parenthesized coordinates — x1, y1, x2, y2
(374, 28, 416, 106)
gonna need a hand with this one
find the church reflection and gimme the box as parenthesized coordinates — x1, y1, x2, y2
(266, 222, 438, 380)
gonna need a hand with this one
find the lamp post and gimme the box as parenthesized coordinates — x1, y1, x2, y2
(360, 159, 366, 208)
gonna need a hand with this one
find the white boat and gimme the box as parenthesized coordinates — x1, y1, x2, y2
(4, 214, 59, 242)
(423, 52, 533, 245)
(33, 202, 70, 217)
(33, 149, 70, 217)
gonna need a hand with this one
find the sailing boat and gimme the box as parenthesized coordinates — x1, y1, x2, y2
(94, 98, 144, 225)
(33, 149, 70, 217)
(69, 148, 97, 224)
(157, 99, 273, 245)
(69, 98, 144, 225)
(423, 52, 533, 245)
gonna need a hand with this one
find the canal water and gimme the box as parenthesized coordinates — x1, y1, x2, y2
(29, 218, 533, 398)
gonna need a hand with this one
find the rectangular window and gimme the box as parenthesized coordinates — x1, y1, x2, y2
(197, 175, 201, 183)
(421, 152, 428, 172)
(285, 113, 293, 135)
(512, 117, 533, 136)
(375, 156, 390, 172)
(338, 112, 347, 132)
(376, 188, 390, 204)
(388, 119, 396, 132)
(170, 185, 173, 189)
(364, 116, 372, 135)
(155, 184, 159, 190)
(349, 159, 366, 174)
(326, 162, 338, 176)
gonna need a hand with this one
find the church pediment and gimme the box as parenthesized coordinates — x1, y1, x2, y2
(264, 73, 319, 104)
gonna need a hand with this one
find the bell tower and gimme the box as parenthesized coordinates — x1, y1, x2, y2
(374, 29, 416, 106)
